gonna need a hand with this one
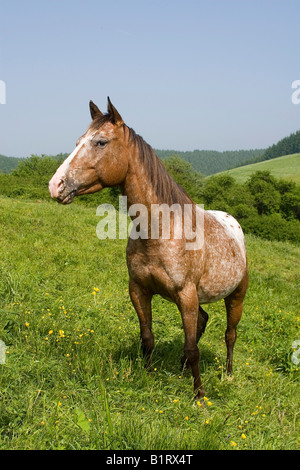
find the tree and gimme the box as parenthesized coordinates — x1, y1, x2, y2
(162, 155, 205, 202)
(247, 171, 281, 215)
(12, 154, 66, 177)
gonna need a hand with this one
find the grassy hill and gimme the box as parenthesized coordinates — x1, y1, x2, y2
(0, 196, 299, 450)
(218, 153, 300, 183)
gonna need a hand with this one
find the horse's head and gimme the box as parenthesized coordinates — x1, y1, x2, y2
(49, 97, 129, 204)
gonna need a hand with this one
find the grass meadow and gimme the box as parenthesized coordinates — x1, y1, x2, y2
(220, 153, 300, 184)
(0, 196, 299, 450)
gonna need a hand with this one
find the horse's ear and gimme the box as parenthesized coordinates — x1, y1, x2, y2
(89, 100, 103, 120)
(107, 97, 124, 126)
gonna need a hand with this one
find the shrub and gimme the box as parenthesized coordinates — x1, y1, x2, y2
(241, 213, 300, 243)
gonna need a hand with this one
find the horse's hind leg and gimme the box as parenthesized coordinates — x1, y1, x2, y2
(129, 279, 153, 368)
(181, 305, 208, 367)
(197, 306, 209, 342)
(224, 270, 248, 375)
(177, 283, 205, 399)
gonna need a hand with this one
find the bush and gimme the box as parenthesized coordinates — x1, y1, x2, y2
(241, 213, 300, 243)
(11, 154, 66, 177)
(248, 171, 281, 215)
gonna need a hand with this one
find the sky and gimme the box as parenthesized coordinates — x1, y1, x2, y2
(0, 0, 300, 158)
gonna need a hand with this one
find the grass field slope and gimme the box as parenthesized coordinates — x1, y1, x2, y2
(0, 196, 299, 450)
(219, 153, 300, 184)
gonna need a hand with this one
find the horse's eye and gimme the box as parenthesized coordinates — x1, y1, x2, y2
(96, 140, 107, 148)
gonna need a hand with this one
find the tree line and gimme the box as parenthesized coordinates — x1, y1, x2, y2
(263, 129, 300, 160)
(156, 148, 265, 175)
(233, 129, 300, 167)
(0, 154, 23, 174)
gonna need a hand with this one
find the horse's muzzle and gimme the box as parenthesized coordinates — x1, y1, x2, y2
(56, 189, 77, 204)
(49, 176, 77, 204)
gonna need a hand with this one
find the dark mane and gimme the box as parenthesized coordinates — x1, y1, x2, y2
(89, 114, 193, 206)
(126, 126, 193, 206)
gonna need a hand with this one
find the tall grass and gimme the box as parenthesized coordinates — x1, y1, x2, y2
(0, 196, 299, 449)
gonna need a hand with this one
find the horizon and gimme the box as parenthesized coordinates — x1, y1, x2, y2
(1, 145, 268, 160)
(1, 0, 300, 158)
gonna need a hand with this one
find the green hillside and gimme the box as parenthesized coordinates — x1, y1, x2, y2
(0, 154, 23, 174)
(156, 148, 265, 175)
(218, 153, 300, 184)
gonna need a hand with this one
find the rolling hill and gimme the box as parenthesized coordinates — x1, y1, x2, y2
(217, 153, 300, 183)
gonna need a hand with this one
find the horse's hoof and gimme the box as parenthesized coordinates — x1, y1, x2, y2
(194, 389, 205, 402)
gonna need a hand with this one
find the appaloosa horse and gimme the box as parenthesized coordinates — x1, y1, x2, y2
(49, 98, 248, 398)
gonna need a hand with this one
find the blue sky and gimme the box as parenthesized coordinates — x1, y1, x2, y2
(0, 0, 300, 158)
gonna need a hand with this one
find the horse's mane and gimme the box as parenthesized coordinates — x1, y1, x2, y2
(90, 114, 193, 206)
(126, 126, 193, 206)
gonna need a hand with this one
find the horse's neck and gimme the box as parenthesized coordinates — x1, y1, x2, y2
(120, 133, 192, 212)
(120, 143, 160, 210)
(120, 136, 202, 245)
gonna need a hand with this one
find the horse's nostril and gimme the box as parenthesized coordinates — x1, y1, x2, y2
(57, 179, 65, 193)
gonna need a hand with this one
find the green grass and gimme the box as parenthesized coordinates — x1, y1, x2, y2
(218, 153, 300, 184)
(0, 196, 299, 450)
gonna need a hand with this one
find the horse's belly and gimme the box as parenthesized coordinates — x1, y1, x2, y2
(197, 279, 239, 304)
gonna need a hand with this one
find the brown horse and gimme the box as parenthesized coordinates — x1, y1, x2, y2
(49, 97, 248, 399)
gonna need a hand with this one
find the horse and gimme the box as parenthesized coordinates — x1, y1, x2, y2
(49, 97, 248, 399)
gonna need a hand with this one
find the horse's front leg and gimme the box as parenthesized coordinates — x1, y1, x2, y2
(129, 279, 153, 368)
(176, 283, 205, 399)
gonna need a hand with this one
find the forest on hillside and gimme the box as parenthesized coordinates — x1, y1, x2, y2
(263, 129, 300, 160)
(156, 148, 265, 175)
(0, 154, 23, 173)
(157, 128, 300, 174)
(237, 129, 300, 166)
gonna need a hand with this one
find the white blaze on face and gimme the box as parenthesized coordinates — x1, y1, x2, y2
(49, 131, 94, 199)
